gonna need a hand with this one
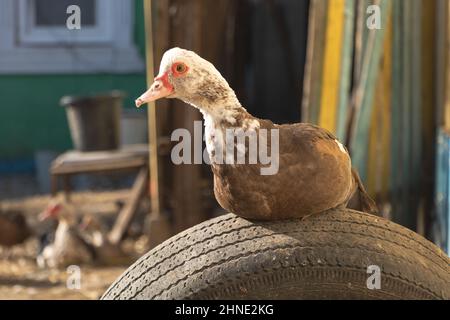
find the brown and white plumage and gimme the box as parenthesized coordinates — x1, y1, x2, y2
(37, 200, 95, 268)
(136, 47, 377, 220)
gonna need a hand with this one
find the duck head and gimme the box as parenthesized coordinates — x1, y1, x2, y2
(39, 200, 63, 221)
(39, 198, 78, 225)
(135, 47, 240, 114)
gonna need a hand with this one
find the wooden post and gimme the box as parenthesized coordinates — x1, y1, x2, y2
(143, 0, 172, 248)
(143, 0, 234, 236)
(143, 0, 160, 215)
(167, 0, 203, 233)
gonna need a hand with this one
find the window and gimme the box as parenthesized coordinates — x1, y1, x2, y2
(35, 0, 96, 26)
(18, 0, 113, 44)
(0, 0, 144, 74)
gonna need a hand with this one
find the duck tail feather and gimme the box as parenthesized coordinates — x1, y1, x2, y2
(348, 168, 379, 215)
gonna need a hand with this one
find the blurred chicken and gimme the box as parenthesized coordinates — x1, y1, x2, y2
(0, 207, 31, 247)
(81, 216, 132, 266)
(36, 199, 95, 269)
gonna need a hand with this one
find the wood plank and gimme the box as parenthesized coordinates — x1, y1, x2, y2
(152, 0, 172, 215)
(51, 158, 146, 175)
(436, 0, 448, 128)
(350, 0, 391, 182)
(108, 167, 149, 245)
(447, 135, 450, 254)
(336, 0, 355, 141)
(352, 0, 365, 84)
(446, 0, 450, 131)
(390, 0, 402, 222)
(353, 0, 372, 85)
(367, 85, 380, 196)
(434, 129, 449, 253)
(367, 16, 392, 202)
(302, 0, 329, 124)
(319, 0, 346, 133)
(410, 0, 422, 230)
(400, 0, 412, 228)
(380, 14, 393, 205)
(301, 0, 318, 122)
(346, 0, 367, 145)
(143, 0, 161, 216)
(50, 146, 148, 175)
(420, 0, 437, 238)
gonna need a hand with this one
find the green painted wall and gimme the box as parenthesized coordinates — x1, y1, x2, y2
(0, 0, 146, 158)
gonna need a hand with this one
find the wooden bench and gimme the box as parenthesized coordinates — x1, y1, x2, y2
(50, 144, 149, 245)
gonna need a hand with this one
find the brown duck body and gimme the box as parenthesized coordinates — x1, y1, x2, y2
(135, 47, 377, 220)
(0, 210, 30, 247)
(210, 116, 356, 220)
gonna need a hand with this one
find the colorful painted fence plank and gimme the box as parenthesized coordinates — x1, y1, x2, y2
(301, 0, 448, 249)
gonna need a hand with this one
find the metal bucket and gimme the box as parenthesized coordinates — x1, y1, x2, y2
(120, 109, 148, 145)
(60, 91, 125, 151)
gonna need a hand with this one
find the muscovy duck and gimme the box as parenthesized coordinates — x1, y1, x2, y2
(136, 47, 377, 220)
(37, 200, 95, 268)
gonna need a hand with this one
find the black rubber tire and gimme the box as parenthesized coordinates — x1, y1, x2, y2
(102, 208, 450, 300)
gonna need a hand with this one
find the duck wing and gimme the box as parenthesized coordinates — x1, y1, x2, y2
(280, 123, 378, 215)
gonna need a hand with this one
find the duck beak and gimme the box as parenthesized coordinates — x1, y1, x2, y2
(39, 204, 61, 221)
(39, 208, 55, 221)
(38, 210, 51, 221)
(135, 74, 174, 108)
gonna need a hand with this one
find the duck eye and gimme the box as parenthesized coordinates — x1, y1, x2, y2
(176, 64, 185, 72)
(173, 62, 188, 75)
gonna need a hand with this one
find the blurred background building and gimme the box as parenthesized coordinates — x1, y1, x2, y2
(0, 0, 147, 196)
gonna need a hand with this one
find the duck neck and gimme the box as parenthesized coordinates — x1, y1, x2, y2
(199, 102, 248, 129)
(183, 77, 256, 128)
(186, 82, 261, 161)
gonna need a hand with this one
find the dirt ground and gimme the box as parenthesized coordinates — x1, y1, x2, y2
(0, 190, 150, 300)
